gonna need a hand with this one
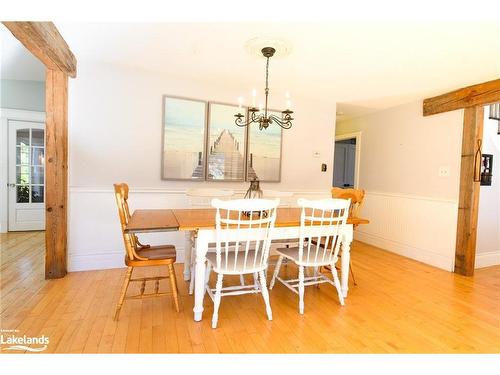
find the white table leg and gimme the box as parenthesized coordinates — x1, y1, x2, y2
(183, 231, 193, 281)
(340, 224, 353, 298)
(193, 230, 208, 321)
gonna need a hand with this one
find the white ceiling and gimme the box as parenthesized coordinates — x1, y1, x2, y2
(0, 25, 45, 81)
(6, 21, 500, 117)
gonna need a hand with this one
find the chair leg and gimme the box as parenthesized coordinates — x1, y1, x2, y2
(114, 266, 133, 321)
(205, 262, 212, 287)
(212, 273, 224, 329)
(330, 264, 345, 306)
(349, 260, 357, 286)
(253, 272, 259, 290)
(298, 266, 305, 314)
(314, 266, 320, 288)
(188, 248, 195, 295)
(240, 274, 246, 286)
(259, 270, 272, 320)
(167, 263, 180, 313)
(269, 255, 283, 290)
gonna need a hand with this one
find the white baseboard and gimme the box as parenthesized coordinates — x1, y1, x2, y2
(68, 248, 186, 272)
(354, 230, 454, 271)
(475, 251, 500, 269)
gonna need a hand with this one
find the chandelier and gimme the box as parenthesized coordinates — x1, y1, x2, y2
(234, 47, 294, 130)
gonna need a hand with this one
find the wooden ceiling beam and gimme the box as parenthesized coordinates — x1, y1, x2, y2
(423, 78, 500, 116)
(2, 21, 77, 78)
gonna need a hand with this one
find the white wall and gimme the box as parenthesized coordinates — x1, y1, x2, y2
(476, 111, 500, 268)
(336, 101, 464, 271)
(67, 61, 336, 271)
(0, 79, 45, 112)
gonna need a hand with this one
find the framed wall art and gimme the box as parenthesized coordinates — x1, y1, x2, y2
(162, 96, 207, 180)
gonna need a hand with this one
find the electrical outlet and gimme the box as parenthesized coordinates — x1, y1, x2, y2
(439, 166, 450, 177)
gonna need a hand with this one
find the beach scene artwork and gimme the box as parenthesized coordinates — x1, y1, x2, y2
(207, 103, 246, 181)
(162, 97, 206, 180)
(247, 110, 282, 182)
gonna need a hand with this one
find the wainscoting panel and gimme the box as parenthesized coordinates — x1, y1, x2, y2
(475, 251, 500, 268)
(354, 191, 459, 271)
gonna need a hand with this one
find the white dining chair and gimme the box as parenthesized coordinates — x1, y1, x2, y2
(185, 188, 234, 294)
(205, 198, 279, 328)
(269, 198, 350, 314)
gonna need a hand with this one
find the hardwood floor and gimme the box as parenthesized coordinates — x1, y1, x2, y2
(1, 231, 499, 353)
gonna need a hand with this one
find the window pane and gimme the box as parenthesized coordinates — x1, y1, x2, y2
(16, 129, 30, 146)
(16, 145, 30, 165)
(17, 185, 30, 203)
(162, 97, 207, 180)
(16, 166, 30, 184)
(31, 186, 44, 203)
(31, 166, 44, 185)
(207, 103, 246, 181)
(32, 147, 45, 166)
(32, 129, 44, 146)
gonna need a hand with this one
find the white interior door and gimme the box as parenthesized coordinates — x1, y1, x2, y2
(8, 120, 45, 231)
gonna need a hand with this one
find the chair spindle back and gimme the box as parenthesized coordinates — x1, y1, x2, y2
(297, 198, 350, 266)
(212, 198, 279, 273)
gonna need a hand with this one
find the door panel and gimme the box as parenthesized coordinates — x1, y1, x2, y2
(8, 120, 45, 231)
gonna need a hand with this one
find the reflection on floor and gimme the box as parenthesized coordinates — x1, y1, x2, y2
(0, 231, 499, 353)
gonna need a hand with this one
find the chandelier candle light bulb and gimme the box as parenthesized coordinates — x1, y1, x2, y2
(234, 46, 294, 131)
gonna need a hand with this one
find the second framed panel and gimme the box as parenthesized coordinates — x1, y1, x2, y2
(207, 102, 247, 181)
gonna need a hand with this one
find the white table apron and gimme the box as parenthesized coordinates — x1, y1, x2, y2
(192, 224, 354, 322)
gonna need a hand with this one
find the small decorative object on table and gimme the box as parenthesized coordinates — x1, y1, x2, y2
(243, 178, 267, 217)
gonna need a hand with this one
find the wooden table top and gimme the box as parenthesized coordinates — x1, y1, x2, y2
(125, 207, 369, 233)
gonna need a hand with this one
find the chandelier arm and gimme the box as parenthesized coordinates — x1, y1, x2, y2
(269, 114, 293, 129)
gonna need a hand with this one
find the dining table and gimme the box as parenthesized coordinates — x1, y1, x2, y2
(125, 207, 369, 322)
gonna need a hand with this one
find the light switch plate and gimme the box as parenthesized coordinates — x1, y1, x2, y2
(439, 166, 450, 177)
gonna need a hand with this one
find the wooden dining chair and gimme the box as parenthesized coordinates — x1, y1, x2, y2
(269, 198, 350, 314)
(205, 198, 279, 328)
(330, 187, 365, 285)
(113, 183, 179, 320)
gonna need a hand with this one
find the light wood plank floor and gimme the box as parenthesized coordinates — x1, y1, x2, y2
(1, 231, 499, 353)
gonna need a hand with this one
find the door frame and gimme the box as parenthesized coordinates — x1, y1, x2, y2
(0, 108, 46, 233)
(335, 131, 362, 188)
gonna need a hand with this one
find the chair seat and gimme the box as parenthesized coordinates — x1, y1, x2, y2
(206, 250, 267, 275)
(276, 246, 338, 266)
(126, 244, 176, 267)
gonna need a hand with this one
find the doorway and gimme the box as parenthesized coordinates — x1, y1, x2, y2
(333, 132, 361, 188)
(8, 120, 46, 231)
